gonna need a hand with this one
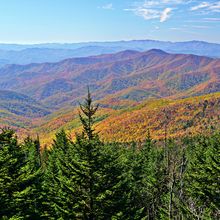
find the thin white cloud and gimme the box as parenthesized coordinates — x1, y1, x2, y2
(100, 3, 114, 10)
(125, 1, 176, 22)
(125, 8, 160, 20)
(143, 0, 187, 5)
(210, 2, 220, 11)
(160, 8, 172, 22)
(125, 7, 172, 22)
(143, 0, 191, 5)
(162, 0, 184, 3)
(125, 0, 220, 23)
(191, 1, 220, 12)
(191, 2, 210, 11)
(142, 1, 160, 7)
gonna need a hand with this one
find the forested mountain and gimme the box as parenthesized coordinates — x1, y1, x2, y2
(0, 49, 219, 142)
(0, 49, 219, 109)
(0, 90, 50, 134)
(0, 40, 220, 66)
(0, 90, 50, 118)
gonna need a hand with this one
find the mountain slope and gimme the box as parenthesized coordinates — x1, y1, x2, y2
(1, 92, 219, 143)
(33, 92, 220, 144)
(0, 90, 51, 118)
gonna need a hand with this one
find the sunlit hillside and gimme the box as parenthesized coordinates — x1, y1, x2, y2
(30, 92, 220, 145)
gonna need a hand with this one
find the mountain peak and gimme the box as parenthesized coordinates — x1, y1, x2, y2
(146, 49, 168, 55)
(115, 50, 140, 57)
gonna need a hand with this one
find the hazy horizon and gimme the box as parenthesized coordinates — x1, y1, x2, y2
(0, 38, 220, 45)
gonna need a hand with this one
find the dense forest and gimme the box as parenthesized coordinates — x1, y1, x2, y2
(0, 91, 219, 220)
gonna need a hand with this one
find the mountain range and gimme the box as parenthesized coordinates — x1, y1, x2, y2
(1, 40, 220, 66)
(0, 48, 219, 142)
(0, 49, 220, 107)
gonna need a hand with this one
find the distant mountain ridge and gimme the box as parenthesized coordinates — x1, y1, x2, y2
(0, 40, 220, 66)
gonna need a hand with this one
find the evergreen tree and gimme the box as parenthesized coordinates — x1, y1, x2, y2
(131, 130, 168, 219)
(43, 89, 138, 219)
(0, 128, 42, 219)
(42, 129, 75, 219)
(73, 89, 138, 219)
(0, 128, 20, 218)
(20, 136, 43, 219)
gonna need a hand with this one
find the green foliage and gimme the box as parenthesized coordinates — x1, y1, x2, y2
(185, 133, 220, 219)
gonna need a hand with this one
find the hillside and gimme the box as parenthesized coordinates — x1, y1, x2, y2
(0, 90, 50, 118)
(1, 91, 219, 144)
(28, 92, 219, 144)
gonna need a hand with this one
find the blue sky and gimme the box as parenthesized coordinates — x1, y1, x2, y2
(0, 0, 220, 43)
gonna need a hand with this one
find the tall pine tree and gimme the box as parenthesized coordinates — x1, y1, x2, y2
(43, 89, 134, 219)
